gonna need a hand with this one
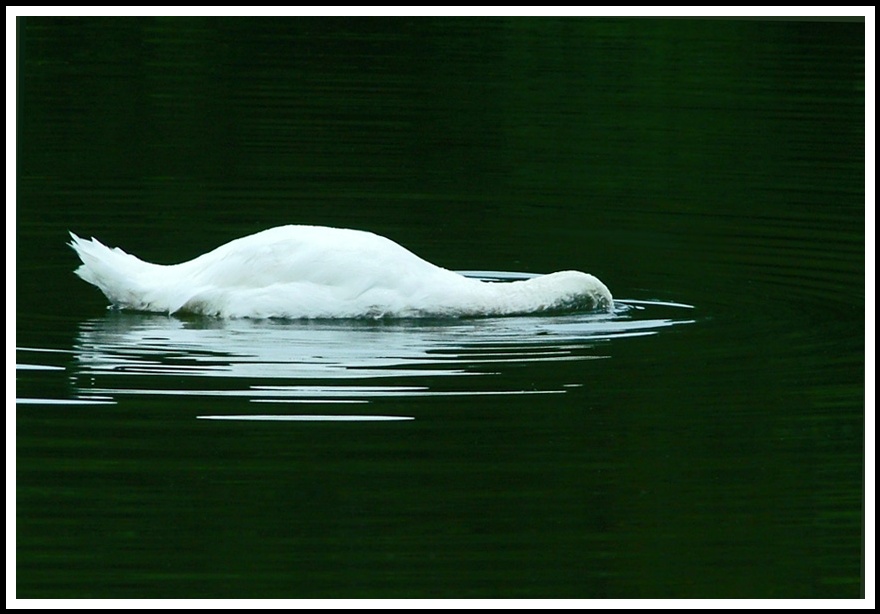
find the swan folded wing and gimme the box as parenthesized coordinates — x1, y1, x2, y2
(175, 281, 390, 319)
(179, 227, 439, 291)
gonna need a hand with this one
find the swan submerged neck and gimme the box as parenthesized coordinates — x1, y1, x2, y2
(476, 270, 613, 315)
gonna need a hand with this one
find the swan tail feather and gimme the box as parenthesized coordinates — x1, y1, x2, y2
(68, 232, 169, 312)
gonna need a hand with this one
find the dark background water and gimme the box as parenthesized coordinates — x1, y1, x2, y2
(15, 17, 865, 598)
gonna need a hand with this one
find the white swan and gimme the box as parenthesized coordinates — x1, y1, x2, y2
(69, 225, 613, 318)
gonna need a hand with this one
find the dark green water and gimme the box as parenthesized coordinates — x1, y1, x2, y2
(15, 18, 865, 598)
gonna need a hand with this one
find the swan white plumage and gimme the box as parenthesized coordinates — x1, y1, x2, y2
(69, 225, 613, 318)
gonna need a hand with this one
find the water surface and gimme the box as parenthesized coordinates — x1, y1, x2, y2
(15, 17, 865, 599)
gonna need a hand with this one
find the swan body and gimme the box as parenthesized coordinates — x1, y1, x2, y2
(69, 225, 613, 318)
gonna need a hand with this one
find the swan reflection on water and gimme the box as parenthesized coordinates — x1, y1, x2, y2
(63, 287, 695, 414)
